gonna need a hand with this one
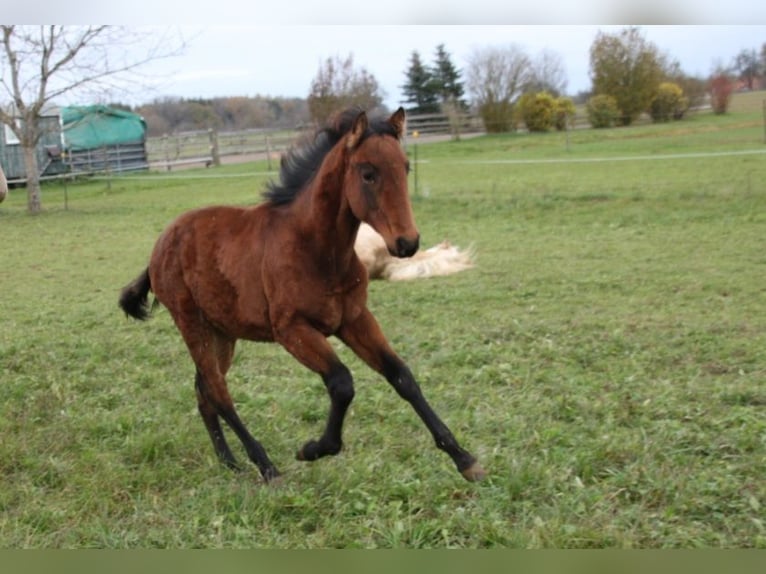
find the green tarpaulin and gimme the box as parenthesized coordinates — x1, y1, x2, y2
(61, 105, 146, 151)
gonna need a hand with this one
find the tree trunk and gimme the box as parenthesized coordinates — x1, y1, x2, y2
(22, 143, 42, 214)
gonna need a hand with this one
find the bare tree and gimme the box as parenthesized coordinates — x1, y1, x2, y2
(528, 48, 568, 97)
(307, 54, 385, 125)
(465, 44, 531, 132)
(732, 48, 760, 90)
(0, 25, 185, 213)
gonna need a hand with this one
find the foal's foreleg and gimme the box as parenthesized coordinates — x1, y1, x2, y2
(274, 322, 355, 462)
(338, 309, 486, 482)
(296, 362, 354, 461)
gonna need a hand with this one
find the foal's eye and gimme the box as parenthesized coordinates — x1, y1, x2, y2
(361, 169, 377, 185)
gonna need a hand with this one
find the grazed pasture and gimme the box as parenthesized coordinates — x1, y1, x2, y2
(1, 96, 765, 547)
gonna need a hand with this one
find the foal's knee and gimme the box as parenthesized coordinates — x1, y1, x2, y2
(324, 364, 355, 406)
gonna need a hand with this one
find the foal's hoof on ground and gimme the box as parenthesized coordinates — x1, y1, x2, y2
(262, 468, 283, 485)
(265, 474, 284, 487)
(461, 461, 487, 482)
(295, 440, 320, 461)
(296, 439, 340, 461)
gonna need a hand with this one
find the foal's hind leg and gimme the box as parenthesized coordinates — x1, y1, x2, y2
(176, 314, 281, 482)
(196, 367, 238, 470)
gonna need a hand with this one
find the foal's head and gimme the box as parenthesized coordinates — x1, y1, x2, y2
(341, 108, 419, 258)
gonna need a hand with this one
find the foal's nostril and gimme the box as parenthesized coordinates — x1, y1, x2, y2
(395, 235, 420, 258)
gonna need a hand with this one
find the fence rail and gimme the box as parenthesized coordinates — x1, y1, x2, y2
(67, 142, 148, 174)
(145, 127, 302, 170)
(404, 112, 484, 137)
(144, 113, 486, 170)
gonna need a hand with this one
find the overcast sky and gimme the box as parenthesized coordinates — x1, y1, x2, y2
(5, 2, 766, 109)
(124, 25, 766, 109)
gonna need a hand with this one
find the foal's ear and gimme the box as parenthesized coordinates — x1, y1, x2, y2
(388, 107, 406, 139)
(346, 111, 368, 150)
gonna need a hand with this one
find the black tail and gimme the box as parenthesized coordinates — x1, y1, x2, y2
(119, 268, 154, 321)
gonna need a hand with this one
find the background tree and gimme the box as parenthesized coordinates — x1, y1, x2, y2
(0, 25, 184, 214)
(307, 54, 385, 125)
(665, 67, 707, 114)
(135, 96, 309, 136)
(709, 72, 734, 115)
(761, 43, 766, 80)
(527, 48, 568, 97)
(400, 50, 439, 114)
(732, 48, 761, 90)
(589, 27, 664, 126)
(466, 44, 531, 133)
(431, 44, 467, 111)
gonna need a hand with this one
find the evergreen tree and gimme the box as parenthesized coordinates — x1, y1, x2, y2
(401, 50, 439, 113)
(431, 44, 467, 110)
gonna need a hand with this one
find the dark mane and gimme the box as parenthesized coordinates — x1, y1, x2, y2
(263, 107, 399, 206)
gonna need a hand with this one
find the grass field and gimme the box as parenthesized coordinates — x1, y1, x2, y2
(1, 93, 765, 548)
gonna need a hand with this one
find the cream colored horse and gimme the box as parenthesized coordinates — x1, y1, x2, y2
(0, 163, 7, 203)
(355, 223, 474, 281)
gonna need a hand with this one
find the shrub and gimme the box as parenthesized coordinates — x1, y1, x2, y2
(650, 82, 689, 122)
(518, 91, 556, 132)
(554, 96, 576, 131)
(586, 94, 621, 128)
(709, 74, 734, 115)
(479, 101, 517, 133)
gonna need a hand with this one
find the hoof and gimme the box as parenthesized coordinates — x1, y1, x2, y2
(265, 474, 284, 487)
(296, 440, 319, 461)
(296, 439, 340, 461)
(262, 468, 282, 485)
(460, 461, 487, 482)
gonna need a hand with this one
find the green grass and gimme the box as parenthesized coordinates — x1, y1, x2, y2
(1, 101, 765, 548)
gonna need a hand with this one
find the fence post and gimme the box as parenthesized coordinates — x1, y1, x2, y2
(163, 134, 171, 171)
(412, 131, 419, 197)
(208, 128, 221, 167)
(265, 134, 273, 171)
(103, 146, 111, 190)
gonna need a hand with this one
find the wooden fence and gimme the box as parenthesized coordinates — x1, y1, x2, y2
(404, 112, 484, 137)
(145, 127, 302, 171)
(144, 112, 486, 170)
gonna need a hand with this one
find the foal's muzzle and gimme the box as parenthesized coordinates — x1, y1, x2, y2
(394, 235, 420, 258)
